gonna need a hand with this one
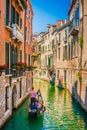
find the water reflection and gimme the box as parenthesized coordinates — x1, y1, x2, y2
(2, 79, 87, 130)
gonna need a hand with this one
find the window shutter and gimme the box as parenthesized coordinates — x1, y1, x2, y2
(12, 6, 15, 24)
(16, 11, 19, 25)
(5, 42, 9, 65)
(28, 55, 30, 66)
(6, 0, 9, 25)
(20, 50, 22, 62)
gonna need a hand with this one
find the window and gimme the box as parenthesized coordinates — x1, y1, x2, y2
(58, 33, 61, 42)
(64, 70, 67, 82)
(26, 6, 28, 16)
(25, 53, 27, 63)
(65, 29, 68, 39)
(48, 57, 51, 67)
(73, 4, 80, 26)
(20, 18, 22, 29)
(14, 47, 18, 64)
(28, 55, 30, 66)
(45, 56, 47, 66)
(57, 48, 60, 60)
(68, 44, 70, 60)
(11, 45, 15, 64)
(52, 40, 54, 49)
(12, 6, 19, 25)
(63, 46, 67, 60)
(25, 27, 27, 42)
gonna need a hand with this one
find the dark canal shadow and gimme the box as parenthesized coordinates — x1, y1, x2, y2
(85, 86, 87, 109)
(72, 97, 87, 129)
(27, 115, 44, 130)
(72, 80, 80, 102)
(72, 81, 87, 129)
(72, 80, 87, 109)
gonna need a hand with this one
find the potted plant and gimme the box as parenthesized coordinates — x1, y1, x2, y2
(2, 64, 9, 70)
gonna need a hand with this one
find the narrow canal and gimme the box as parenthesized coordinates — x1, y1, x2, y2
(2, 79, 87, 130)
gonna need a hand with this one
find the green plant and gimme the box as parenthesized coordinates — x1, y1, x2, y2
(0, 64, 8, 70)
(78, 37, 83, 48)
(18, 62, 27, 68)
(77, 71, 82, 83)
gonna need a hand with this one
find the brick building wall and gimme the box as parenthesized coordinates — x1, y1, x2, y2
(0, 0, 33, 128)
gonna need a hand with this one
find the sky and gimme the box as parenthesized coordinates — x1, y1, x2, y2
(31, 0, 70, 34)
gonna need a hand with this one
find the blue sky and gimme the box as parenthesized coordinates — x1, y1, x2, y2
(31, 0, 70, 34)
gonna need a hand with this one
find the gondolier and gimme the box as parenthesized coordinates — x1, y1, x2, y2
(29, 87, 37, 107)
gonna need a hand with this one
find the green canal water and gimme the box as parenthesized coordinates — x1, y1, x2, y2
(2, 79, 87, 130)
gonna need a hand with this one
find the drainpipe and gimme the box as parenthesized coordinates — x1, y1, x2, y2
(24, 5, 26, 63)
(9, 0, 12, 73)
(9, 40, 11, 73)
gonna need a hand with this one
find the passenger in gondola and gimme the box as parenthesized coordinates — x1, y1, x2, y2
(29, 87, 37, 108)
(35, 100, 39, 110)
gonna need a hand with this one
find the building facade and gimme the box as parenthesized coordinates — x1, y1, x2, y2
(52, 20, 70, 87)
(35, 0, 87, 111)
(36, 25, 56, 80)
(0, 0, 33, 127)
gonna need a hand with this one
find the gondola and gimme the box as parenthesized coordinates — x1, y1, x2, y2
(28, 89, 46, 118)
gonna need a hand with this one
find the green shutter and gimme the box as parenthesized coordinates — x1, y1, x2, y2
(12, 51, 15, 64)
(5, 42, 9, 65)
(16, 11, 19, 25)
(12, 6, 15, 24)
(6, 0, 9, 25)
(48, 57, 50, 67)
(28, 55, 30, 66)
(20, 50, 22, 62)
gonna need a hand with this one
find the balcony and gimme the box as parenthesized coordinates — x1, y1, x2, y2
(69, 19, 79, 36)
(5, 21, 12, 31)
(11, 24, 23, 43)
(69, 26, 79, 36)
